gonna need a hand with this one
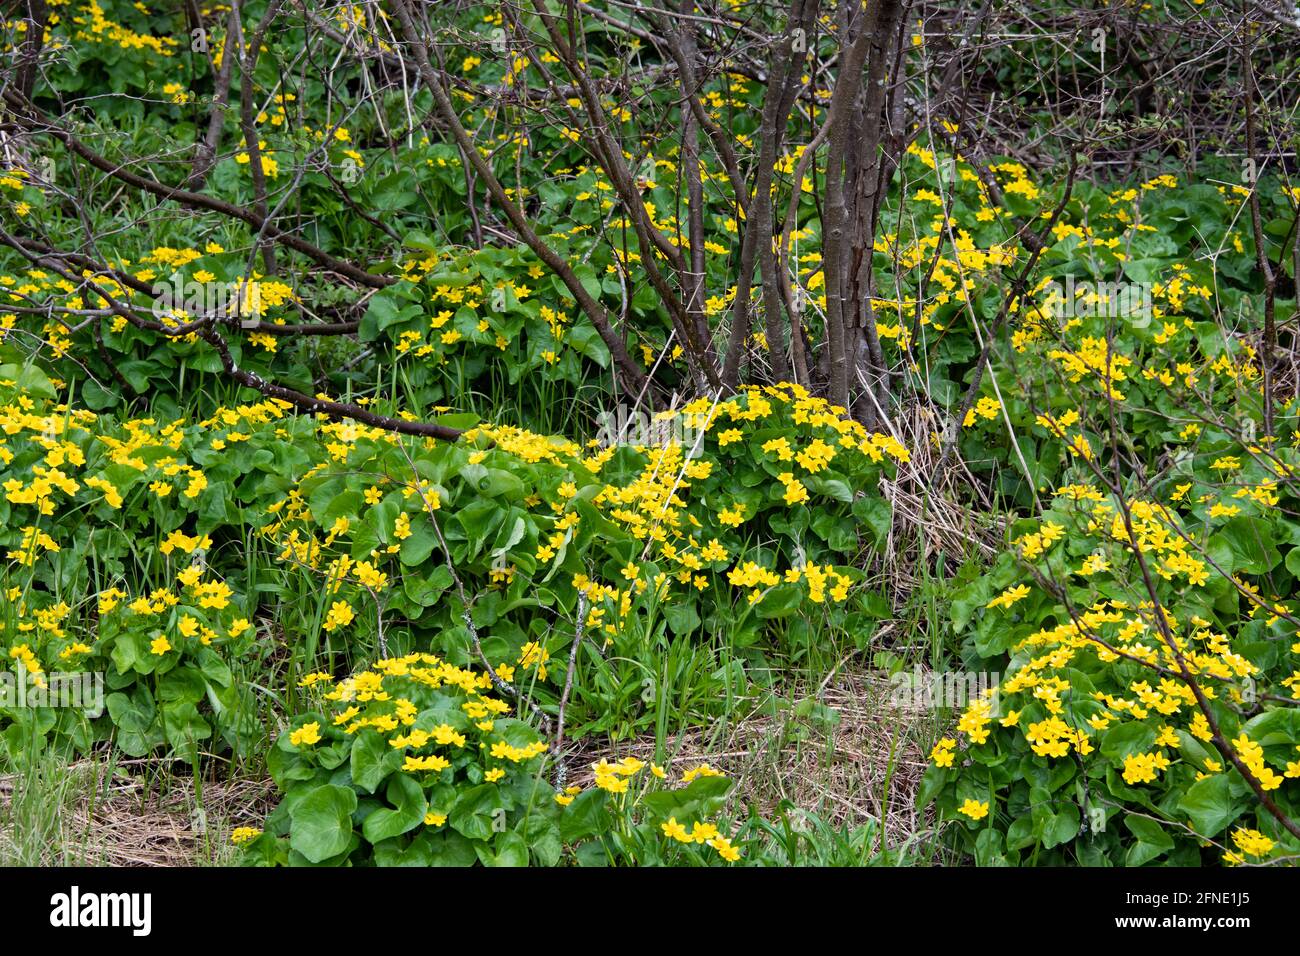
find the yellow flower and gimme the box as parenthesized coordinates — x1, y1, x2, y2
(718, 505, 745, 527)
(517, 641, 549, 680)
(708, 835, 741, 862)
(987, 583, 1031, 610)
(229, 827, 262, 845)
(661, 817, 691, 842)
(930, 737, 957, 767)
(289, 722, 322, 747)
(403, 754, 450, 773)
(681, 763, 722, 783)
(958, 798, 989, 821)
(1230, 827, 1274, 858)
(323, 600, 355, 632)
(689, 821, 719, 844)
(782, 477, 810, 506)
(1121, 751, 1170, 785)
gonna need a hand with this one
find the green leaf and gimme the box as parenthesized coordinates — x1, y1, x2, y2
(457, 499, 504, 557)
(663, 602, 701, 635)
(402, 565, 452, 606)
(194, 647, 233, 687)
(1006, 815, 1037, 851)
(1240, 709, 1300, 747)
(289, 784, 358, 863)
(852, 496, 892, 544)
(566, 323, 610, 368)
(475, 468, 525, 500)
(450, 784, 505, 841)
(640, 775, 732, 822)
(109, 629, 146, 676)
(399, 524, 438, 566)
(1100, 722, 1156, 762)
(427, 829, 478, 866)
(1178, 775, 1242, 838)
(160, 700, 211, 747)
(519, 817, 562, 867)
(158, 666, 206, 704)
(756, 583, 804, 619)
(350, 730, 400, 794)
(559, 788, 609, 842)
(373, 834, 433, 867)
(106, 687, 163, 757)
(359, 286, 421, 341)
(475, 831, 529, 867)
(1124, 815, 1175, 866)
(1216, 516, 1280, 574)
(362, 774, 427, 844)
(490, 514, 527, 559)
(805, 476, 854, 503)
(973, 827, 1008, 866)
(1041, 804, 1080, 849)
(0, 363, 57, 400)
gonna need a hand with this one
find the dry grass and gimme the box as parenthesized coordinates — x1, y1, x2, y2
(567, 658, 949, 856)
(78, 764, 275, 867)
(881, 402, 1004, 550)
(0, 755, 275, 867)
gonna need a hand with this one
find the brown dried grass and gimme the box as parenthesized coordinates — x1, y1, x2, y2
(0, 756, 275, 867)
(566, 657, 943, 852)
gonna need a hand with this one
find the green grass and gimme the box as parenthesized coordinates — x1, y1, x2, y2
(0, 751, 103, 866)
